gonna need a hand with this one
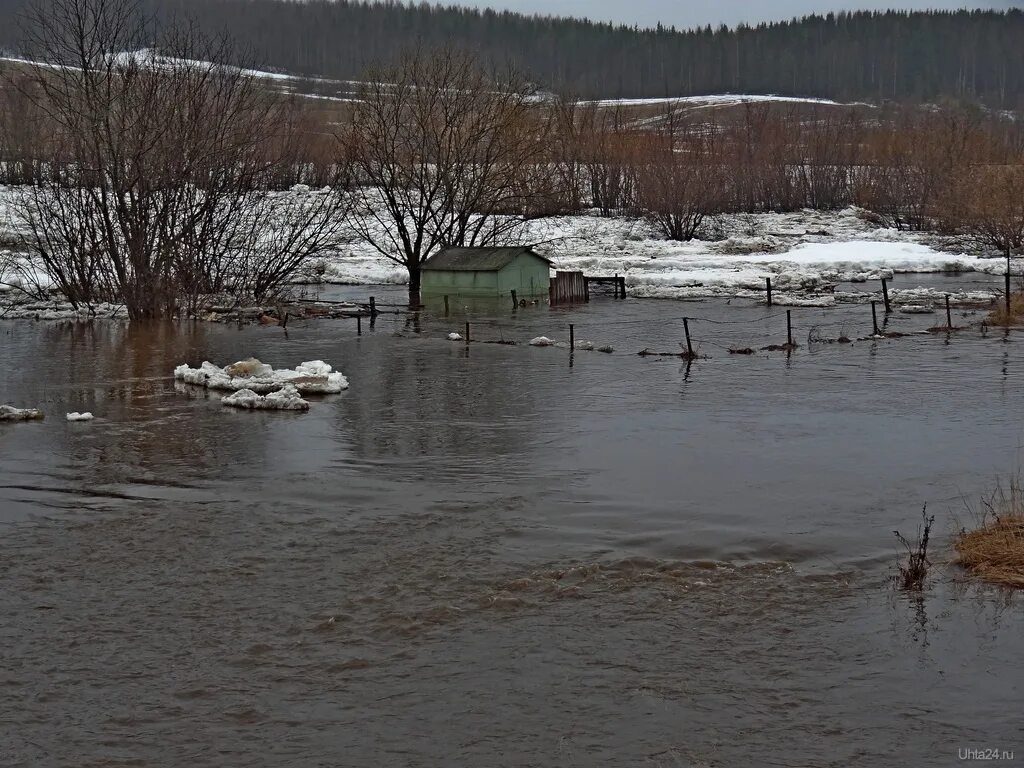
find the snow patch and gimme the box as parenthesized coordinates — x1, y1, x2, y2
(66, 412, 94, 421)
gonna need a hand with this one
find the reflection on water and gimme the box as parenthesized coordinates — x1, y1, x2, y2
(1, 285, 1023, 766)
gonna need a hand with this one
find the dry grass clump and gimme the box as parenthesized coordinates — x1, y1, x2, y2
(986, 292, 1024, 326)
(955, 479, 1024, 588)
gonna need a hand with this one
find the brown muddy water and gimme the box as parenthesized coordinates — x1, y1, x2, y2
(1, 277, 1023, 767)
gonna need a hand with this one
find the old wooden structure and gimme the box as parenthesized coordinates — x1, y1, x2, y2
(420, 246, 552, 299)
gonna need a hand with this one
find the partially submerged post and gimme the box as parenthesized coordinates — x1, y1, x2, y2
(357, 314, 362, 336)
(614, 273, 619, 299)
(569, 324, 575, 350)
(871, 301, 880, 336)
(683, 318, 694, 357)
(881, 279, 891, 314)
(1006, 253, 1012, 320)
(369, 296, 377, 316)
(946, 294, 953, 329)
(444, 295, 450, 316)
(766, 277, 773, 307)
(511, 289, 517, 309)
(465, 322, 470, 345)
(787, 310, 793, 347)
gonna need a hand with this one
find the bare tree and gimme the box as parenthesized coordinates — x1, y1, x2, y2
(636, 109, 724, 241)
(345, 48, 547, 303)
(10, 0, 349, 319)
(948, 162, 1024, 259)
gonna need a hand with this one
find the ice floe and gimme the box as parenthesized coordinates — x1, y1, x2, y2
(66, 412, 94, 421)
(173, 358, 348, 394)
(529, 336, 556, 346)
(221, 384, 310, 411)
(0, 405, 44, 421)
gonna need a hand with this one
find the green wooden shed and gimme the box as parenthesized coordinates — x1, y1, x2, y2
(420, 246, 552, 299)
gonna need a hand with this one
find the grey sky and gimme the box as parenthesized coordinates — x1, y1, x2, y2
(460, 1, 1020, 28)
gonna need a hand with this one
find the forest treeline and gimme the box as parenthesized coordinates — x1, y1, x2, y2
(0, 0, 1023, 108)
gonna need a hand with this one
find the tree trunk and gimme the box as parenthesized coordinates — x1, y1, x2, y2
(407, 267, 421, 307)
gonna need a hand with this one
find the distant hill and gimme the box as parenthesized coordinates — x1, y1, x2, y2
(1, 1, 1022, 108)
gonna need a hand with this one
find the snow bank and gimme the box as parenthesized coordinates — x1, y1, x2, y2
(221, 384, 309, 411)
(0, 300, 125, 320)
(582, 94, 855, 108)
(173, 358, 348, 394)
(307, 207, 1003, 304)
(66, 412, 94, 421)
(0, 405, 44, 421)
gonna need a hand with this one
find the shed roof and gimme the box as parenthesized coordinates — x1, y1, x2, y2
(422, 246, 552, 272)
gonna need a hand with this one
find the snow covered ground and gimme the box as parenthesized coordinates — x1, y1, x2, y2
(581, 94, 860, 109)
(0, 176, 1007, 318)
(315, 206, 1004, 308)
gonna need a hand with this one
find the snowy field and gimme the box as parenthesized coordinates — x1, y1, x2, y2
(315, 206, 1004, 308)
(0, 180, 1008, 318)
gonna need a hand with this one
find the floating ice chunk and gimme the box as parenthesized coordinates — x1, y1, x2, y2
(529, 336, 555, 346)
(173, 358, 348, 394)
(574, 340, 595, 351)
(771, 294, 836, 307)
(447, 332, 464, 341)
(66, 412, 94, 421)
(0, 405, 44, 421)
(898, 305, 935, 314)
(221, 384, 310, 411)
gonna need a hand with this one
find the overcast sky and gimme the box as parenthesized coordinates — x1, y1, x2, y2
(460, 1, 1021, 28)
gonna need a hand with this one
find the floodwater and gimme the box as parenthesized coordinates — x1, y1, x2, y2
(1, 278, 1023, 767)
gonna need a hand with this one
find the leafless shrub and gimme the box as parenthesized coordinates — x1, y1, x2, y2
(894, 506, 935, 592)
(8, 0, 350, 319)
(635, 110, 724, 242)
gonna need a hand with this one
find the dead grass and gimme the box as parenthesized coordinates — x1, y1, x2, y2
(986, 291, 1024, 326)
(955, 479, 1024, 588)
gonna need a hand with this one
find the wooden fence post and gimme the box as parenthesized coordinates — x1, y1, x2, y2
(369, 296, 377, 316)
(569, 324, 575, 350)
(683, 318, 694, 357)
(946, 294, 952, 329)
(787, 310, 793, 346)
(881, 279, 891, 313)
(444, 295, 450, 316)
(1006, 254, 1012, 319)
(465, 322, 470, 345)
(511, 290, 517, 310)
(766, 277, 773, 306)
(871, 301, 880, 336)
(357, 314, 361, 336)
